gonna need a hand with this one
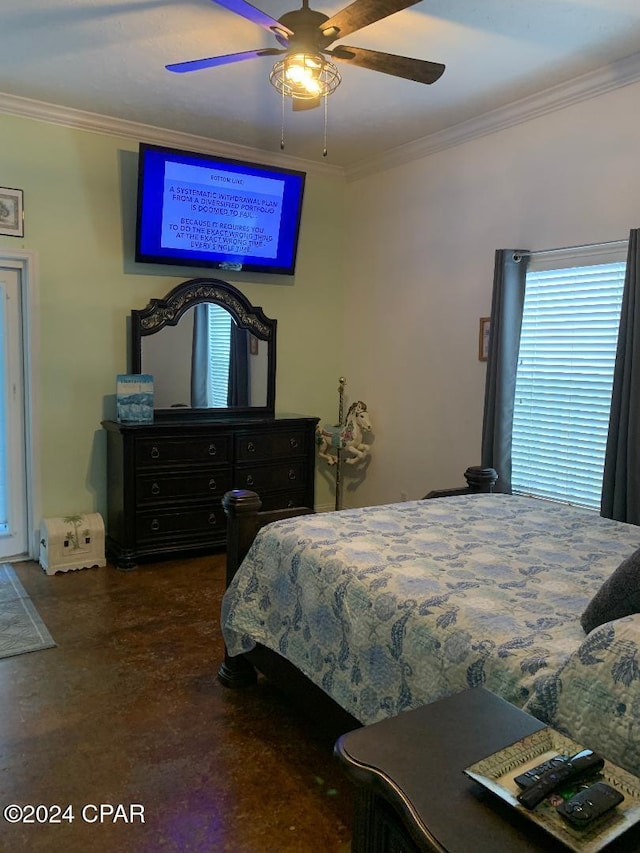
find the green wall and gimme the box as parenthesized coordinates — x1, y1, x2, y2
(0, 113, 346, 526)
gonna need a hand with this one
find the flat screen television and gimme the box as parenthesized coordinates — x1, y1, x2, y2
(135, 143, 306, 276)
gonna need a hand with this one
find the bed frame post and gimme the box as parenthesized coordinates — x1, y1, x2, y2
(463, 466, 498, 492)
(423, 466, 498, 499)
(218, 490, 263, 688)
(222, 489, 263, 585)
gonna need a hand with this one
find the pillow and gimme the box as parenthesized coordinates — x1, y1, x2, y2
(581, 547, 640, 634)
(524, 615, 640, 777)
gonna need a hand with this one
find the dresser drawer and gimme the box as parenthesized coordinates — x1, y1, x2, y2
(136, 435, 231, 467)
(136, 468, 233, 506)
(136, 506, 225, 544)
(235, 429, 306, 462)
(258, 490, 309, 511)
(235, 460, 306, 493)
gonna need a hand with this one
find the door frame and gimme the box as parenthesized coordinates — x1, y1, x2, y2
(0, 249, 40, 560)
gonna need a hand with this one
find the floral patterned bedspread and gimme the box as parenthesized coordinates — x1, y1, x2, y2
(221, 494, 640, 774)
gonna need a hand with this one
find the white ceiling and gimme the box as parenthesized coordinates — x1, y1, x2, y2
(2, 0, 640, 167)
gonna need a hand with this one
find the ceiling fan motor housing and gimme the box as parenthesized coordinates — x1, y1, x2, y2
(276, 7, 333, 52)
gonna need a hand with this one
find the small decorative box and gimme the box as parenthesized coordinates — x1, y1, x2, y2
(39, 513, 106, 576)
(116, 374, 154, 423)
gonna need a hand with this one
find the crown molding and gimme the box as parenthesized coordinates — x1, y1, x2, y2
(0, 91, 344, 179)
(3, 49, 640, 184)
(345, 50, 640, 182)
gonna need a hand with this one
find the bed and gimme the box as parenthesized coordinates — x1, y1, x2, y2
(219, 488, 640, 776)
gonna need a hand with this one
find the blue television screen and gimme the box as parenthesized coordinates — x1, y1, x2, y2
(135, 143, 306, 276)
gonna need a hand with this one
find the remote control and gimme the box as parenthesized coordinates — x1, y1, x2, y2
(517, 749, 605, 810)
(557, 781, 624, 828)
(514, 754, 569, 789)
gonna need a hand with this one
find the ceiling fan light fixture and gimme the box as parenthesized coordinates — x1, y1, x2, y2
(270, 52, 341, 99)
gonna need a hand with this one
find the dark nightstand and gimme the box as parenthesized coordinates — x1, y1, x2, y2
(335, 688, 640, 853)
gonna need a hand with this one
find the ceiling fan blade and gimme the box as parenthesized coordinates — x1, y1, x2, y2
(320, 0, 424, 44)
(329, 45, 445, 84)
(209, 0, 293, 38)
(292, 97, 321, 111)
(166, 48, 285, 74)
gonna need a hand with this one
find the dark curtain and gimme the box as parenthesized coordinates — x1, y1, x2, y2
(190, 304, 210, 408)
(227, 324, 249, 407)
(601, 228, 640, 524)
(481, 249, 530, 493)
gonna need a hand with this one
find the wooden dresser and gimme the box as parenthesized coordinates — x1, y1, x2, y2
(102, 414, 318, 569)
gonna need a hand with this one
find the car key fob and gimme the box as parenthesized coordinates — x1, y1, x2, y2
(517, 749, 605, 810)
(514, 754, 569, 789)
(557, 781, 624, 828)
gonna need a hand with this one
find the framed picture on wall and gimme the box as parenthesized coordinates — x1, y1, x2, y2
(0, 187, 24, 237)
(479, 317, 491, 361)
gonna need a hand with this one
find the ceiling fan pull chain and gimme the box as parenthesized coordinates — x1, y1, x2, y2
(323, 95, 328, 157)
(280, 89, 286, 150)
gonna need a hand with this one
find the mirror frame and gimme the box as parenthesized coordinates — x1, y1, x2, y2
(131, 277, 277, 419)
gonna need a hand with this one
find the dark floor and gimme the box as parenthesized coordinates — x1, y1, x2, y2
(2, 554, 354, 852)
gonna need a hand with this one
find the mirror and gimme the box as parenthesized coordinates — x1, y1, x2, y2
(131, 278, 276, 417)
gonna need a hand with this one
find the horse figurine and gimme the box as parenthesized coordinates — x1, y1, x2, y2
(316, 401, 373, 466)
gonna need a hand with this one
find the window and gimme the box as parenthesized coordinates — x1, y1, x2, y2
(206, 304, 232, 407)
(511, 248, 626, 509)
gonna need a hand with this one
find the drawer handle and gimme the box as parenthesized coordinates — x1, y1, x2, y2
(150, 519, 160, 532)
(208, 444, 217, 456)
(290, 437, 299, 449)
(151, 482, 161, 496)
(288, 469, 297, 481)
(208, 478, 217, 491)
(150, 446, 160, 459)
(208, 513, 217, 526)
(287, 499, 295, 508)
(246, 474, 254, 486)
(247, 441, 256, 453)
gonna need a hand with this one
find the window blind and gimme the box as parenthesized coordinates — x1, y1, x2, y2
(511, 262, 626, 509)
(207, 304, 232, 407)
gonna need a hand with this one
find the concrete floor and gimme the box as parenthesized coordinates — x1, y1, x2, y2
(2, 555, 353, 852)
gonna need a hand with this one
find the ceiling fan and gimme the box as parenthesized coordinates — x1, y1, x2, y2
(166, 0, 445, 110)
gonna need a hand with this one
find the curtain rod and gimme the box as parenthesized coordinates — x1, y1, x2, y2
(515, 238, 628, 260)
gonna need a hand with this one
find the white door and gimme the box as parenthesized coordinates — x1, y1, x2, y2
(0, 266, 28, 559)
